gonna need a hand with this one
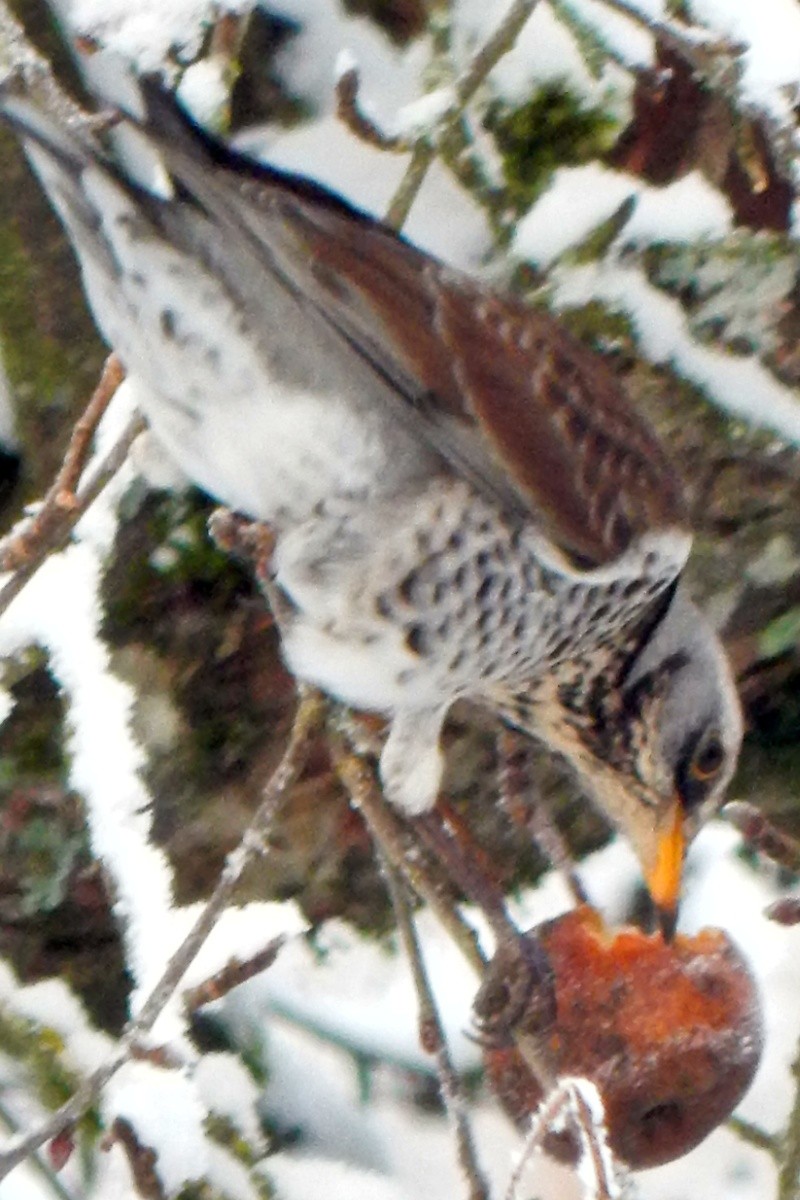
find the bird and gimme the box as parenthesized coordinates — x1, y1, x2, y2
(0, 78, 742, 935)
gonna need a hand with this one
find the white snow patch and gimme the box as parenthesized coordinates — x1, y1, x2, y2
(0, 970, 113, 1077)
(514, 165, 731, 268)
(205, 1143, 264, 1200)
(394, 86, 456, 137)
(265, 1153, 411, 1200)
(108, 1061, 208, 1192)
(622, 171, 733, 244)
(686, 0, 800, 114)
(224, 912, 481, 1074)
(192, 1053, 264, 1148)
(0, 545, 175, 1004)
(55, 0, 249, 70)
(240, 115, 492, 269)
(514, 163, 638, 266)
(551, 260, 800, 443)
(177, 57, 230, 128)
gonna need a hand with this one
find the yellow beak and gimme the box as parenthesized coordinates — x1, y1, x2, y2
(645, 802, 684, 940)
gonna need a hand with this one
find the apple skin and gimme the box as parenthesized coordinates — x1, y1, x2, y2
(480, 906, 763, 1169)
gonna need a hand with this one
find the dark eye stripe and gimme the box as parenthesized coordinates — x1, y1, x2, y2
(676, 728, 725, 813)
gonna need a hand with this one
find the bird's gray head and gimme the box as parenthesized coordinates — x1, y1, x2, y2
(524, 586, 742, 936)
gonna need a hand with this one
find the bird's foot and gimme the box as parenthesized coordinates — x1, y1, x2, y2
(208, 507, 295, 629)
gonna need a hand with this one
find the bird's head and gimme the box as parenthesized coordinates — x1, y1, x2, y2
(515, 588, 742, 937)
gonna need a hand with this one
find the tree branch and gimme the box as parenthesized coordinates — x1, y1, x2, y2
(0, 688, 324, 1183)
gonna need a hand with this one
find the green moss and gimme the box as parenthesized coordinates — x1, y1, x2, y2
(483, 85, 617, 214)
(0, 1004, 101, 1135)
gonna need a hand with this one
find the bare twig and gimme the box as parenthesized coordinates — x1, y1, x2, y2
(778, 1044, 800, 1200)
(101, 1118, 165, 1200)
(330, 735, 487, 976)
(0, 354, 125, 572)
(0, 407, 146, 620)
(727, 1115, 779, 1160)
(382, 860, 489, 1200)
(335, 68, 406, 152)
(725, 802, 800, 873)
(498, 730, 588, 906)
(0, 0, 92, 126)
(184, 935, 287, 1012)
(0, 688, 323, 1183)
(385, 0, 543, 228)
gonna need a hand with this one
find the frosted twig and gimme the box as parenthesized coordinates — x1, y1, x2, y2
(0, 688, 324, 1183)
(0, 0, 92, 126)
(385, 0, 543, 228)
(504, 1077, 628, 1200)
(382, 860, 489, 1200)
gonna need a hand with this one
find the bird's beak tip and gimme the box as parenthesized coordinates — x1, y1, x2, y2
(645, 803, 684, 942)
(656, 902, 679, 942)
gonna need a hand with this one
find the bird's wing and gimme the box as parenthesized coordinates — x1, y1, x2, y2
(1, 82, 689, 569)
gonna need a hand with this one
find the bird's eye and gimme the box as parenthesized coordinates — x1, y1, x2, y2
(689, 732, 725, 782)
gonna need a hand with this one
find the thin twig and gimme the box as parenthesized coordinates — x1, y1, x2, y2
(183, 936, 287, 1012)
(382, 860, 489, 1200)
(0, 688, 323, 1183)
(0, 1096, 77, 1200)
(777, 1043, 800, 1200)
(330, 736, 487, 976)
(335, 68, 406, 152)
(0, 0, 98, 131)
(727, 1115, 779, 1161)
(0, 354, 125, 572)
(725, 802, 800, 874)
(385, 0, 543, 228)
(498, 730, 588, 906)
(0, 408, 146, 620)
(504, 1077, 627, 1200)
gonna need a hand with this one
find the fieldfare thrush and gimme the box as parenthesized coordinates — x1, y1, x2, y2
(0, 80, 742, 932)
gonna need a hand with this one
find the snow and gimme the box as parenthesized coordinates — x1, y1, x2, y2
(192, 1053, 265, 1148)
(54, 0, 251, 71)
(1, 2, 799, 1199)
(685, 0, 800, 114)
(224, 913, 482, 1075)
(514, 165, 732, 268)
(0, 968, 114, 1077)
(108, 1061, 209, 1192)
(177, 58, 230, 128)
(239, 115, 492, 269)
(551, 261, 800, 444)
(265, 1154, 412, 1200)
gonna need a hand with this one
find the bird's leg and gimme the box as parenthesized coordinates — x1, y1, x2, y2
(379, 706, 450, 815)
(207, 507, 295, 629)
(498, 729, 588, 907)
